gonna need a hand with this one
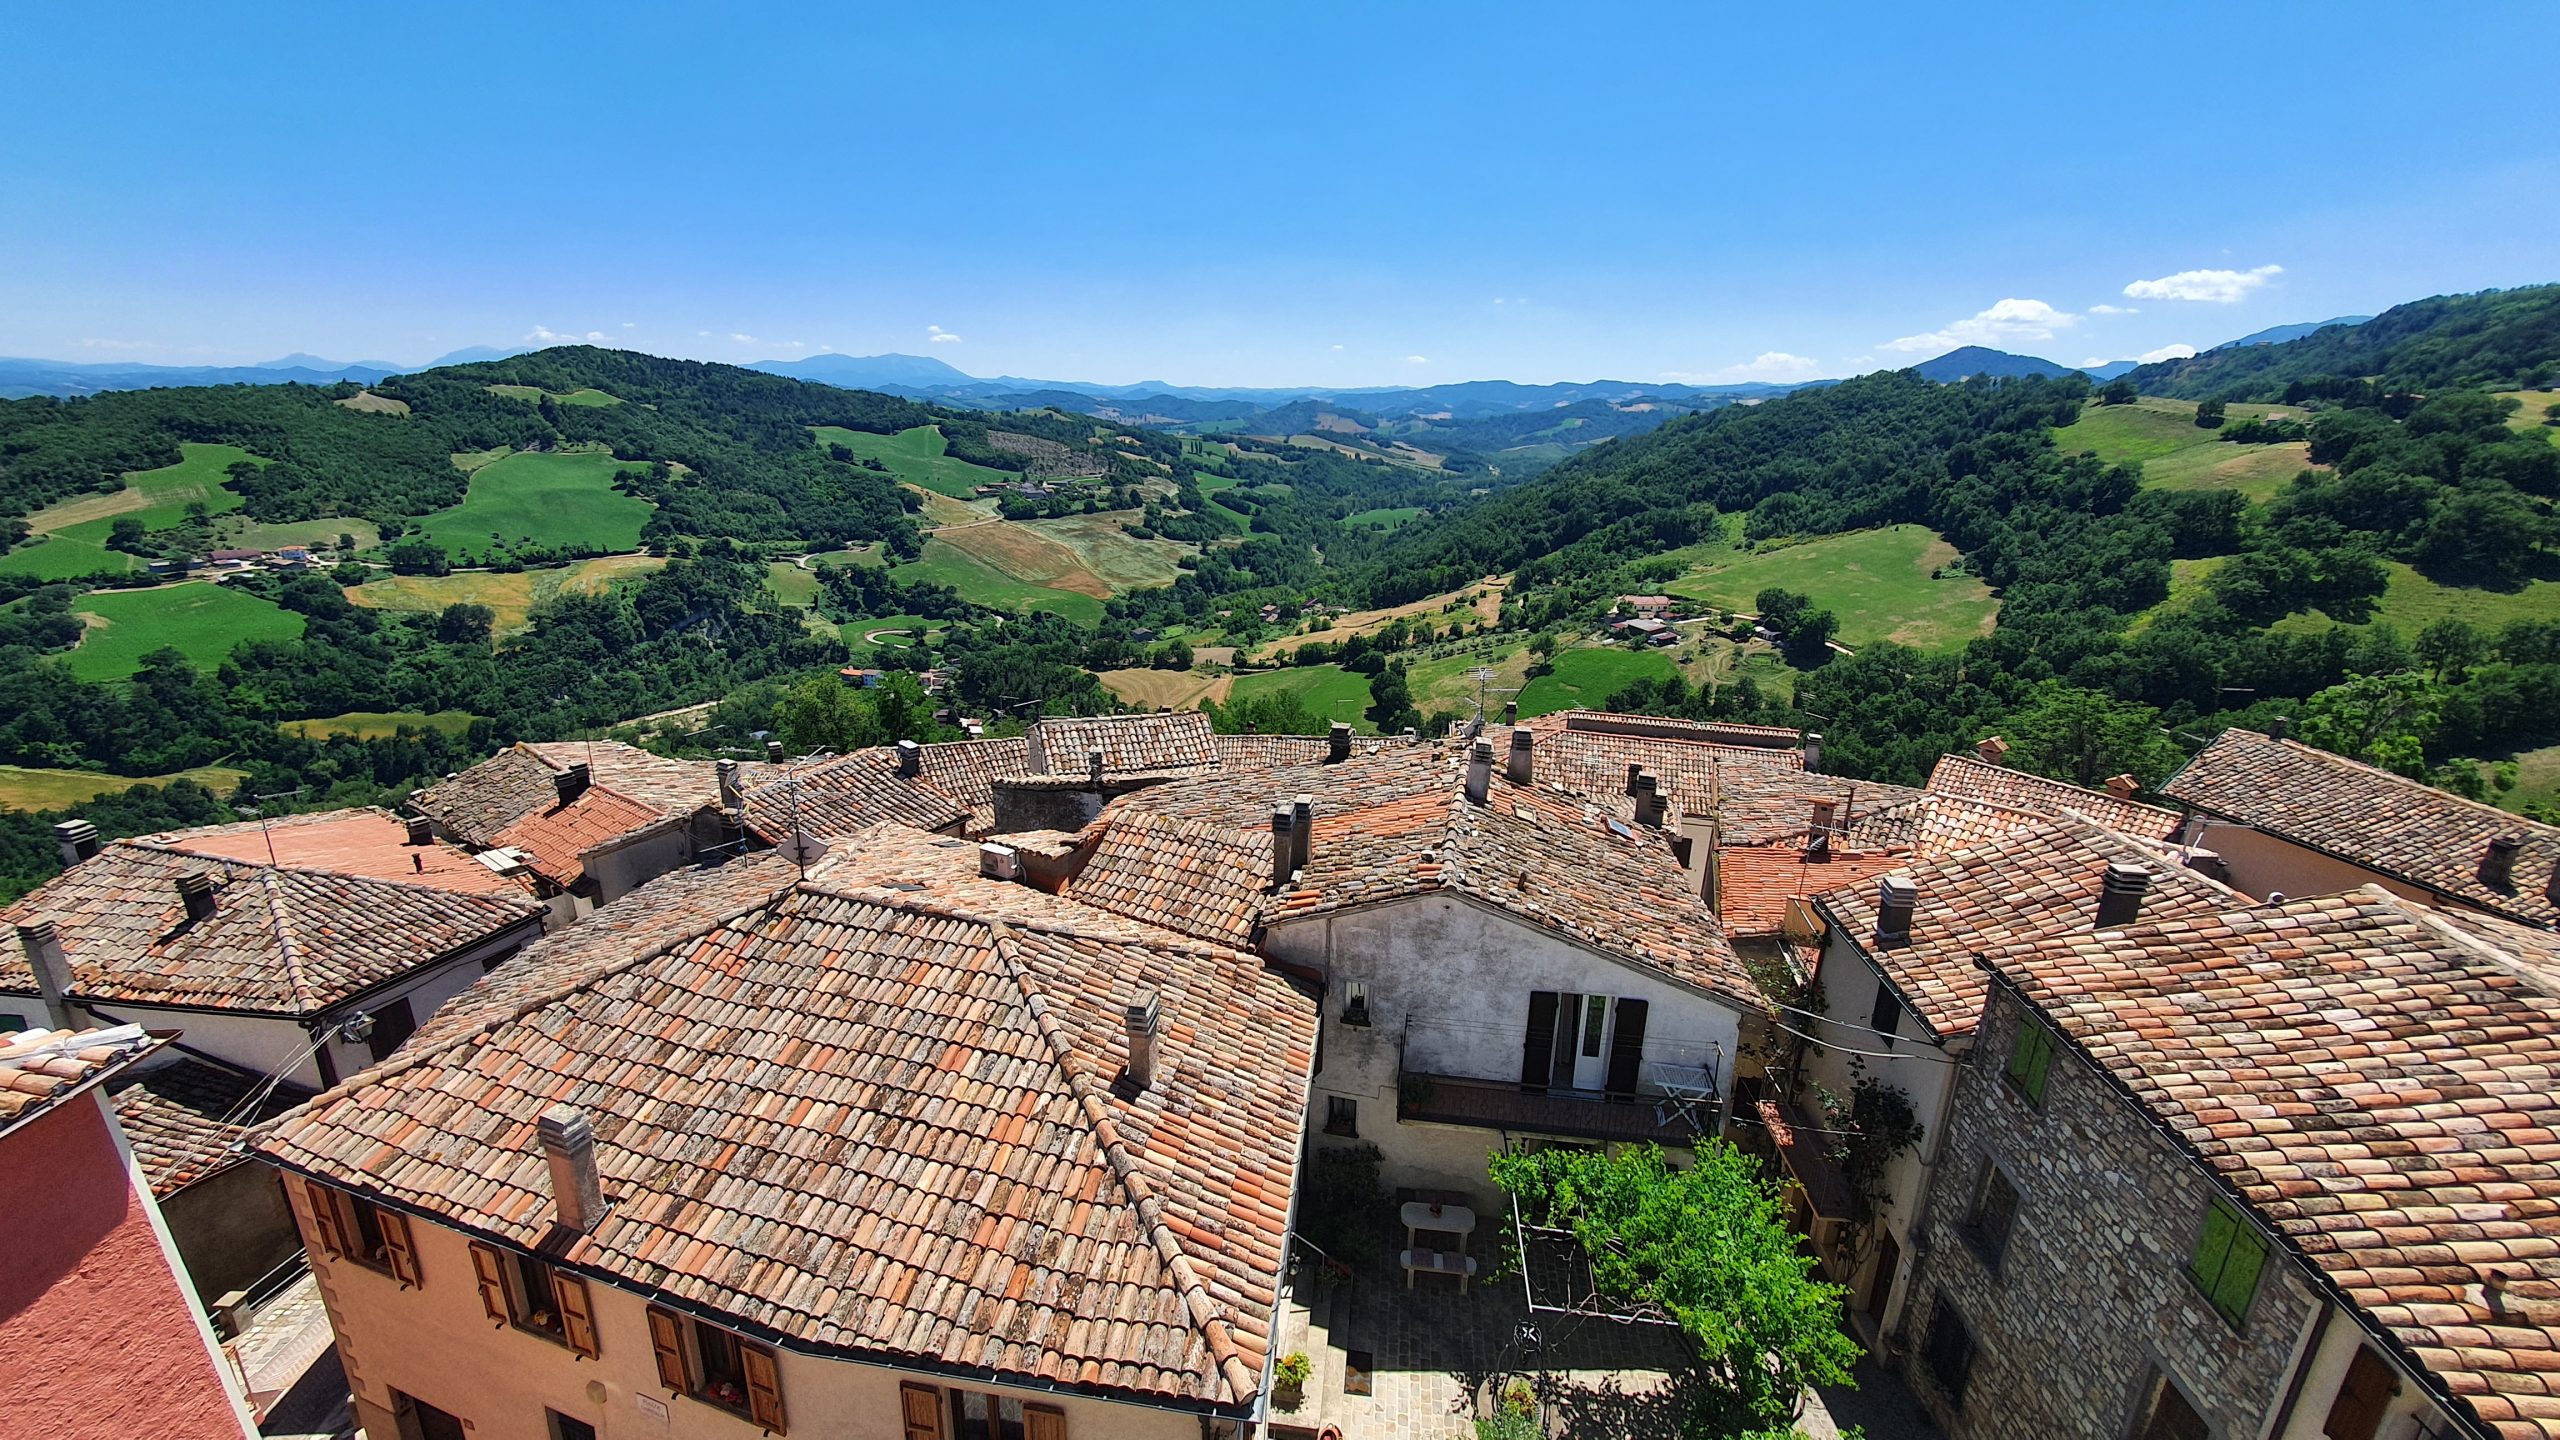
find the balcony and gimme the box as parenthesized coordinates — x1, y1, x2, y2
(1395, 1072, 1714, 1146)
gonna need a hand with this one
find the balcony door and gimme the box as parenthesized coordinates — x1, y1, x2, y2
(1570, 993, 1614, 1092)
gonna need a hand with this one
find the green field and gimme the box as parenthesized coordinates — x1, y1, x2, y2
(414, 451, 654, 559)
(891, 538, 1105, 625)
(767, 561, 822, 607)
(488, 384, 621, 407)
(1345, 506, 1425, 530)
(1516, 646, 1680, 717)
(0, 763, 249, 812)
(346, 554, 665, 633)
(3, 443, 272, 579)
(840, 614, 943, 658)
(219, 517, 377, 553)
(1228, 664, 1377, 728)
(280, 710, 479, 741)
(1018, 511, 1188, 591)
(1659, 523, 1998, 652)
(2052, 399, 2312, 500)
(812, 425, 1014, 500)
(2493, 391, 2560, 435)
(68, 582, 305, 680)
(2275, 560, 2560, 637)
(0, 534, 137, 579)
(1406, 641, 1534, 716)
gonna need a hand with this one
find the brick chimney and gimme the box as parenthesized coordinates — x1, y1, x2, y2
(1290, 794, 1313, 874)
(537, 1104, 604, 1233)
(896, 738, 922, 777)
(52, 819, 100, 869)
(1123, 990, 1162, 1088)
(1632, 772, 1664, 828)
(1464, 740, 1494, 805)
(1974, 735, 2010, 767)
(1809, 799, 1838, 835)
(176, 873, 218, 923)
(1506, 725, 1534, 785)
(715, 759, 742, 808)
(554, 762, 591, 806)
(1326, 723, 1352, 763)
(2102, 774, 2141, 801)
(1270, 804, 1297, 889)
(16, 922, 76, 1030)
(2267, 717, 2291, 742)
(979, 842, 1023, 882)
(1623, 762, 1644, 798)
(2095, 861, 2153, 928)
(402, 815, 434, 846)
(1874, 874, 1918, 942)
(1802, 733, 1824, 773)
(2482, 835, 2525, 889)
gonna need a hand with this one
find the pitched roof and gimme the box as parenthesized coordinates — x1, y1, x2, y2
(409, 745, 567, 845)
(916, 735, 1032, 834)
(257, 829, 1315, 1412)
(488, 785, 674, 887)
(1703, 768, 1927, 848)
(740, 748, 972, 844)
(1926, 752, 2186, 841)
(2165, 728, 2560, 928)
(1811, 814, 2242, 1040)
(148, 807, 531, 897)
(1523, 723, 1806, 826)
(110, 1054, 312, 1195)
(1029, 711, 1219, 776)
(1210, 733, 1335, 771)
(0, 842, 543, 1015)
(1070, 811, 1277, 947)
(1530, 709, 1804, 749)
(1983, 887, 2560, 1439)
(1716, 844, 1910, 939)
(413, 742, 763, 848)
(0, 1025, 156, 1140)
(1842, 791, 2049, 857)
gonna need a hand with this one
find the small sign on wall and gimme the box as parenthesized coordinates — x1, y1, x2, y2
(636, 1394, 671, 1423)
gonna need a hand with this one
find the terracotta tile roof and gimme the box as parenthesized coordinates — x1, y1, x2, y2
(1716, 844, 1910, 939)
(1071, 811, 1277, 947)
(1983, 887, 2560, 1439)
(1530, 709, 1804, 749)
(109, 1054, 311, 1195)
(1528, 725, 1805, 824)
(1811, 814, 2242, 1040)
(257, 827, 1316, 1411)
(522, 741, 763, 817)
(488, 785, 674, 887)
(2165, 728, 2560, 927)
(148, 807, 532, 897)
(740, 748, 971, 844)
(917, 735, 1032, 834)
(0, 1024, 156, 1139)
(1842, 792, 2049, 857)
(410, 745, 560, 845)
(0, 843, 543, 1015)
(1102, 747, 1455, 829)
(414, 742, 760, 848)
(1210, 733, 1334, 770)
(1029, 711, 1219, 776)
(1702, 769, 1927, 848)
(1926, 752, 2185, 841)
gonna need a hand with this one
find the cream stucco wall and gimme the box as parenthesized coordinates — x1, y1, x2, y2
(2187, 821, 2435, 909)
(2269, 1301, 2460, 1440)
(287, 1180, 1215, 1440)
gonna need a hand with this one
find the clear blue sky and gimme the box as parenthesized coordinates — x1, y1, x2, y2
(5, 3, 2554, 387)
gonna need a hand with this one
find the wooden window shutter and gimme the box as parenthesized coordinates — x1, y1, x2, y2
(301, 1179, 346, 1259)
(1518, 991, 1559, 1091)
(740, 1343, 786, 1434)
(466, 1241, 510, 1324)
(1024, 1403, 1067, 1440)
(898, 1383, 944, 1440)
(1604, 997, 1648, 1098)
(645, 1306, 689, 1392)
(378, 1206, 422, 1287)
(2322, 1345, 2399, 1440)
(1549, 992, 1582, 1090)
(552, 1271, 600, 1359)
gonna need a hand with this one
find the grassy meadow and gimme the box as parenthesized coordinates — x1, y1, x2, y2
(2051, 398, 2314, 501)
(413, 451, 655, 560)
(68, 581, 305, 680)
(1, 442, 270, 578)
(1227, 664, 1376, 728)
(1515, 646, 1679, 717)
(812, 424, 1014, 500)
(0, 763, 249, 811)
(346, 554, 665, 632)
(279, 710, 479, 740)
(891, 539, 1105, 625)
(1660, 523, 1998, 652)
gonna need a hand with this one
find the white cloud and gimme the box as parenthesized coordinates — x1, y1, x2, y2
(585, 331, 605, 342)
(1330, 344, 1345, 351)
(2138, 343, 2197, 363)
(1694, 351, 1826, 384)
(2122, 264, 2282, 303)
(697, 330, 711, 338)
(2088, 303, 2137, 316)
(621, 321, 635, 328)
(1883, 297, 2079, 354)
(1404, 355, 1429, 365)
(729, 332, 758, 345)
(927, 325, 961, 345)
(524, 325, 567, 343)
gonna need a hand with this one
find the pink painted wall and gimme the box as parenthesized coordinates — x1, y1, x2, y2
(0, 1091, 250, 1440)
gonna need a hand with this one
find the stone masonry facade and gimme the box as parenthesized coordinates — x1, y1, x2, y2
(1897, 983, 2320, 1439)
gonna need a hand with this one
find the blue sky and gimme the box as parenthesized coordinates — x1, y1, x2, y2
(5, 3, 2554, 387)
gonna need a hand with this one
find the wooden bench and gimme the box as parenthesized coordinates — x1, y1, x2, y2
(1399, 1247, 1479, 1292)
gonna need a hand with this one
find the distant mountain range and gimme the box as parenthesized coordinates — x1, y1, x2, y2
(0, 344, 533, 400)
(2210, 316, 2372, 351)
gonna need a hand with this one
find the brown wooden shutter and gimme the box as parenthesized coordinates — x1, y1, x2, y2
(1549, 991, 1582, 1089)
(740, 1343, 786, 1434)
(2322, 1346, 2400, 1440)
(1519, 991, 1558, 1091)
(552, 1271, 600, 1359)
(378, 1205, 421, 1287)
(301, 1179, 346, 1259)
(467, 1241, 510, 1323)
(1024, 1404, 1066, 1440)
(646, 1305, 690, 1391)
(1604, 997, 1649, 1099)
(898, 1384, 945, 1440)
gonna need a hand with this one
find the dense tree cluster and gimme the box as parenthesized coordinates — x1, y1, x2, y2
(2127, 283, 2560, 400)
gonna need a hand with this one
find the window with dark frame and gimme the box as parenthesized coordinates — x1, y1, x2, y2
(2004, 1014, 2055, 1104)
(1921, 1294, 1975, 1406)
(466, 1240, 599, 1357)
(1965, 1166, 2020, 1270)
(2133, 1372, 2210, 1440)
(302, 1179, 421, 1286)
(1340, 981, 1370, 1027)
(546, 1412, 599, 1440)
(1324, 1095, 1358, 1137)
(645, 1305, 786, 1433)
(950, 1389, 1067, 1440)
(1869, 982, 1900, 1046)
(2188, 1197, 2268, 1328)
(2321, 1346, 2400, 1440)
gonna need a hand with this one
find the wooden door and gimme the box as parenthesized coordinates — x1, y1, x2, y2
(1863, 1230, 1901, 1317)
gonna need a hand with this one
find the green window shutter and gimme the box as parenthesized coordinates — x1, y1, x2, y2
(2007, 1020, 2054, 1103)
(2189, 1203, 2235, 1291)
(2191, 1200, 2266, 1326)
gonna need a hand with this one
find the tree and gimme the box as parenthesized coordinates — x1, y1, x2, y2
(2006, 681, 2185, 789)
(2098, 378, 2139, 406)
(434, 603, 496, 645)
(1489, 1142, 1858, 1434)
(106, 516, 149, 553)
(2194, 398, 2227, 429)
(2298, 671, 2447, 777)
(1366, 661, 1419, 735)
(384, 538, 451, 576)
(775, 672, 880, 754)
(2415, 618, 2485, 682)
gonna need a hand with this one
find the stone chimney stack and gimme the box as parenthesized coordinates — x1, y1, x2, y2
(1290, 794, 1313, 874)
(1632, 772, 1664, 828)
(896, 739, 922, 777)
(1270, 805, 1297, 890)
(1504, 701, 1519, 726)
(1802, 733, 1824, 773)
(554, 762, 592, 806)
(715, 759, 742, 808)
(1809, 799, 1838, 835)
(765, 739, 786, 764)
(53, 819, 100, 869)
(2481, 835, 2525, 889)
(402, 815, 434, 846)
(1875, 874, 1918, 942)
(2267, 717, 2291, 742)
(176, 873, 218, 923)
(1974, 735, 2010, 767)
(537, 1104, 605, 1234)
(2095, 861, 2153, 928)
(978, 842, 1022, 882)
(1326, 723, 1352, 763)
(1464, 740, 1494, 805)
(2102, 774, 2141, 801)
(17, 922, 76, 1031)
(1507, 726, 1535, 785)
(1624, 762, 1644, 798)
(1087, 748, 1106, 787)
(1123, 990, 1162, 1088)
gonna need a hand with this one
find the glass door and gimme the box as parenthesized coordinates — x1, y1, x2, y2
(1570, 994, 1613, 1091)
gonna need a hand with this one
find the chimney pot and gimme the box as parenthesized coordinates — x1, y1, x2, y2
(1624, 762, 1644, 797)
(52, 819, 100, 869)
(1270, 805, 1298, 889)
(2102, 774, 2140, 801)
(1464, 740, 1494, 805)
(896, 739, 922, 777)
(1506, 726, 1534, 785)
(715, 758, 742, 807)
(1632, 771, 1664, 828)
(1974, 735, 2010, 767)
(1803, 732, 1825, 773)
(17, 921, 76, 1031)
(1875, 874, 1919, 942)
(1503, 700, 1519, 725)
(2482, 834, 2525, 889)
(402, 815, 434, 846)
(1327, 722, 1352, 763)
(978, 842, 1022, 882)
(765, 739, 786, 764)
(2095, 861, 2153, 928)
(176, 872, 218, 923)
(537, 1104, 605, 1233)
(2267, 717, 2291, 742)
(1124, 989, 1162, 1088)
(1087, 748, 1106, 786)
(1290, 794, 1313, 873)
(554, 762, 591, 806)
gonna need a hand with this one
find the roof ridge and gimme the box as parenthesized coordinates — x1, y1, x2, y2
(813, 874, 1254, 964)
(2358, 886, 2560, 995)
(254, 867, 322, 1011)
(986, 920, 1257, 1406)
(2254, 728, 2560, 839)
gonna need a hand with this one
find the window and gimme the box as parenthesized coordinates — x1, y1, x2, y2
(0, 1014, 24, 1035)
(1581, 994, 1609, 1057)
(647, 1305, 786, 1433)
(468, 1241, 599, 1357)
(1965, 1166, 2020, 1270)
(1324, 1095, 1359, 1137)
(1921, 1294, 1975, 1406)
(2134, 1373, 2209, 1440)
(2188, 1198, 2268, 1328)
(1869, 983, 1900, 1046)
(2004, 1015, 2055, 1105)
(1340, 981, 1370, 1027)
(953, 1389, 1067, 1440)
(363, 995, 418, 1062)
(2322, 1346, 2400, 1440)
(302, 1179, 421, 1286)
(546, 1413, 598, 1440)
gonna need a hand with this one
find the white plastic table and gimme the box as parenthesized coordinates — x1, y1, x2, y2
(1400, 1201, 1476, 1241)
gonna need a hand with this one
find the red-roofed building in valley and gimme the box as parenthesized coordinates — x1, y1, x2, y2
(0, 1025, 258, 1440)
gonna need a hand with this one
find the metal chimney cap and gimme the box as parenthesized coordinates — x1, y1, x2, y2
(537, 1104, 595, 1148)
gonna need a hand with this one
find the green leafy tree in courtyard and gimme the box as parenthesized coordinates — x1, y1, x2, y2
(2298, 670, 2447, 778)
(2005, 682, 2185, 790)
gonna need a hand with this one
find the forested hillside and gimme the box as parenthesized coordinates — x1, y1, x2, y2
(2129, 284, 2560, 400)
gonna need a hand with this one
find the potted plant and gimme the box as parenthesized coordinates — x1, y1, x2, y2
(1274, 1351, 1312, 1409)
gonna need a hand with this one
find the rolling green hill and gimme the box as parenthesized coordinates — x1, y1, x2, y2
(2130, 283, 2560, 400)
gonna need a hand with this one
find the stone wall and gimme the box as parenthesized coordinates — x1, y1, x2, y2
(1897, 984, 2319, 1440)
